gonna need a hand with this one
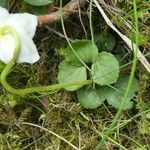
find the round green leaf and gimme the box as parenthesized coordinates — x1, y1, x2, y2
(105, 75, 138, 110)
(94, 32, 116, 51)
(91, 52, 119, 85)
(65, 40, 98, 64)
(28, 5, 49, 15)
(77, 85, 105, 109)
(24, 0, 52, 6)
(0, 0, 11, 9)
(57, 61, 87, 91)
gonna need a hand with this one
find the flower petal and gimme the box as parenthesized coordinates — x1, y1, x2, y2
(4, 13, 38, 38)
(0, 32, 15, 64)
(0, 7, 39, 64)
(0, 7, 9, 25)
(16, 32, 40, 64)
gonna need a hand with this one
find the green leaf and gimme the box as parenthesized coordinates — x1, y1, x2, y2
(91, 52, 119, 85)
(24, 0, 52, 6)
(94, 32, 116, 51)
(27, 5, 49, 15)
(0, 0, 11, 9)
(65, 40, 98, 64)
(57, 61, 87, 91)
(105, 75, 138, 110)
(77, 85, 105, 109)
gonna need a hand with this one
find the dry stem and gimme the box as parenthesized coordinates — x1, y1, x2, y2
(38, 0, 87, 26)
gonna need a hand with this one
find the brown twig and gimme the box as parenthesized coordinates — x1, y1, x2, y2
(38, 0, 87, 26)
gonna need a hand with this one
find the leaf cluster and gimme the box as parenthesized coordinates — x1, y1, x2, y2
(57, 38, 138, 110)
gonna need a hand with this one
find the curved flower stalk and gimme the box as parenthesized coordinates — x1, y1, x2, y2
(0, 8, 91, 96)
(0, 7, 39, 64)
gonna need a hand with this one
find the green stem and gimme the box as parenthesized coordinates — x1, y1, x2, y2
(94, 0, 139, 149)
(0, 26, 92, 96)
(0, 26, 20, 61)
(59, 0, 91, 72)
(1, 62, 92, 95)
(89, 0, 94, 45)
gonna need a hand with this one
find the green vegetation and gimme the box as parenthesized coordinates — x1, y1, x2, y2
(0, 0, 149, 149)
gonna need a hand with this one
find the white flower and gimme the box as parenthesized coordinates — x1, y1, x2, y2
(0, 7, 40, 64)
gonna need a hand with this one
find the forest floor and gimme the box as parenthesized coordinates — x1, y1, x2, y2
(0, 0, 150, 150)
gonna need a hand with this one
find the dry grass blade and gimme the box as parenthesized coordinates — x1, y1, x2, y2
(21, 122, 79, 150)
(93, 0, 150, 73)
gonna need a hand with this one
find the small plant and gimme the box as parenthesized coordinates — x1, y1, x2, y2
(0, 6, 138, 110)
(57, 39, 138, 109)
